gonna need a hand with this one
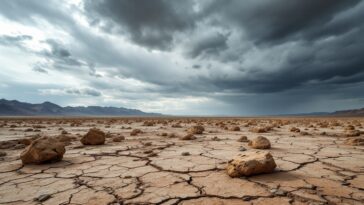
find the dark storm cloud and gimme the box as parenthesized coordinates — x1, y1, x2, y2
(1, 0, 364, 114)
(185, 32, 229, 59)
(85, 0, 198, 50)
(204, 0, 361, 44)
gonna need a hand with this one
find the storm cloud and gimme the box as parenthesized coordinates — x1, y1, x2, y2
(0, 0, 363, 115)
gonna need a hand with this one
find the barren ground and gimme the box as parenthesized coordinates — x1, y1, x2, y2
(0, 117, 363, 205)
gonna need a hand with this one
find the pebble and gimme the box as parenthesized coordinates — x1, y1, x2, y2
(0, 151, 6, 157)
(181, 152, 190, 156)
(35, 194, 51, 202)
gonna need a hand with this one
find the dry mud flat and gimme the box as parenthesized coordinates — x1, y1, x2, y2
(0, 117, 363, 205)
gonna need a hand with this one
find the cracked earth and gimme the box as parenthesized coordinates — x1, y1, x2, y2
(0, 117, 363, 205)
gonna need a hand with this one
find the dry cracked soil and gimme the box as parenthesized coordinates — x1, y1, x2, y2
(0, 117, 363, 205)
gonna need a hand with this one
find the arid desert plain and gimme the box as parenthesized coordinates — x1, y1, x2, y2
(0, 117, 363, 205)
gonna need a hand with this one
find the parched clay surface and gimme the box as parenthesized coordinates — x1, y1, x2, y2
(0, 117, 363, 205)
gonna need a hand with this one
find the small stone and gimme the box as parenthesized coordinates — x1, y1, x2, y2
(180, 134, 196, 140)
(304, 184, 316, 190)
(187, 125, 204, 134)
(237, 136, 248, 142)
(144, 142, 152, 146)
(112, 136, 125, 142)
(35, 194, 51, 202)
(242, 196, 251, 201)
(0, 151, 7, 157)
(248, 136, 271, 149)
(211, 136, 220, 141)
(181, 152, 190, 156)
(239, 147, 246, 151)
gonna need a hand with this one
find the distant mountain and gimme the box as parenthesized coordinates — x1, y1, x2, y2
(0, 99, 161, 116)
(331, 107, 364, 116)
(275, 108, 364, 117)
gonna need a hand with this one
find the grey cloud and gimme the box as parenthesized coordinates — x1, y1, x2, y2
(204, 0, 361, 44)
(185, 32, 229, 58)
(65, 88, 102, 97)
(84, 0, 198, 50)
(0, 35, 32, 48)
(1, 0, 364, 115)
(32, 62, 48, 74)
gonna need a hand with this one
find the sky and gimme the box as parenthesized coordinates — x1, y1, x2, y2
(0, 0, 364, 116)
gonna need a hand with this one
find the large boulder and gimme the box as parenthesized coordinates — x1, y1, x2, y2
(20, 137, 65, 164)
(81, 128, 106, 145)
(248, 136, 271, 149)
(226, 151, 276, 177)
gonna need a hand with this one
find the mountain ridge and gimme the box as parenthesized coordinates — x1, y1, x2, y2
(0, 99, 161, 116)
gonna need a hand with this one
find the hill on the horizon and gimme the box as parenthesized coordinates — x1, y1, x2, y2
(0, 99, 161, 116)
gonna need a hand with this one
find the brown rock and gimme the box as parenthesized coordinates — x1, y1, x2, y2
(248, 136, 271, 149)
(20, 137, 65, 164)
(130, 129, 142, 136)
(237, 136, 248, 142)
(0, 151, 6, 157)
(180, 134, 197, 140)
(187, 125, 204, 134)
(290, 127, 300, 132)
(226, 151, 276, 177)
(81, 128, 106, 145)
(230, 126, 240, 131)
(345, 137, 364, 146)
(112, 136, 125, 142)
(346, 130, 361, 137)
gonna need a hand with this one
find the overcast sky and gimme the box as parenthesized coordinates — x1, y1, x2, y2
(0, 0, 364, 115)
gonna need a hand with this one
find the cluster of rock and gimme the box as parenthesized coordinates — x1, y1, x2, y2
(228, 135, 276, 177)
(20, 128, 108, 164)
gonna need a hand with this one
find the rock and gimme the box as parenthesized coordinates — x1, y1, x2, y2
(211, 136, 220, 141)
(237, 136, 248, 142)
(345, 137, 364, 146)
(143, 142, 152, 146)
(56, 135, 74, 145)
(239, 147, 246, 151)
(112, 136, 125, 142)
(20, 137, 65, 164)
(0, 151, 6, 157)
(346, 130, 361, 137)
(130, 129, 142, 136)
(249, 127, 268, 133)
(18, 138, 32, 145)
(270, 188, 287, 196)
(35, 194, 51, 202)
(226, 151, 276, 177)
(81, 128, 106, 145)
(187, 125, 204, 134)
(181, 151, 190, 156)
(290, 127, 300, 132)
(230, 126, 240, 131)
(180, 134, 197, 140)
(248, 136, 271, 149)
